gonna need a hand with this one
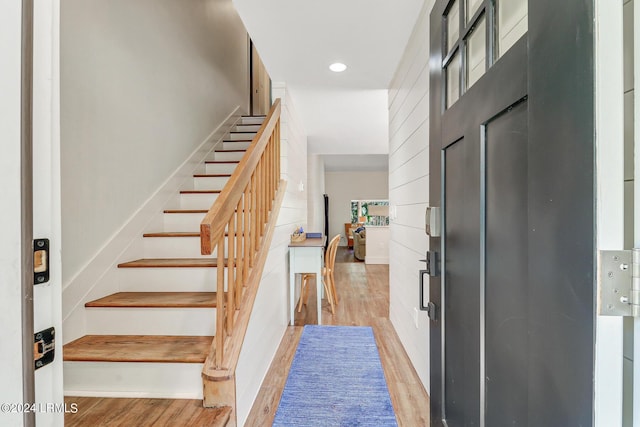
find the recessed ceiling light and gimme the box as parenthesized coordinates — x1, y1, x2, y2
(329, 62, 347, 73)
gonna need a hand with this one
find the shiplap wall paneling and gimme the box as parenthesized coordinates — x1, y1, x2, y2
(387, 0, 434, 392)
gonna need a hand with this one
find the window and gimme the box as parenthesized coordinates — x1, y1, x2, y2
(443, 0, 528, 109)
(350, 200, 390, 226)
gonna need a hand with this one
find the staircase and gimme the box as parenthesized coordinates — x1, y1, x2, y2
(63, 115, 268, 426)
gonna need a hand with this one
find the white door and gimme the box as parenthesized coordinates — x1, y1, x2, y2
(0, 1, 63, 426)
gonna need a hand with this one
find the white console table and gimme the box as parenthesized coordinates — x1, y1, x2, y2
(288, 236, 326, 325)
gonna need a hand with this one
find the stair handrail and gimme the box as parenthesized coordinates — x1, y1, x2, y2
(200, 98, 282, 373)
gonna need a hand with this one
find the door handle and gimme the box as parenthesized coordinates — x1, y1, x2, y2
(419, 269, 429, 311)
(419, 269, 438, 321)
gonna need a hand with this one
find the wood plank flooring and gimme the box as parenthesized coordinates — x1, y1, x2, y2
(245, 247, 430, 426)
(64, 397, 231, 427)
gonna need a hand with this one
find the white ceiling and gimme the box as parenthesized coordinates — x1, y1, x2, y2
(232, 0, 425, 170)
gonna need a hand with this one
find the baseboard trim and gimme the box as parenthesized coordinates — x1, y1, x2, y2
(365, 256, 389, 265)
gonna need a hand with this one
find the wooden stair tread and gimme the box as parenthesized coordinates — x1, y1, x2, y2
(164, 209, 208, 214)
(205, 160, 239, 164)
(214, 149, 246, 153)
(85, 292, 218, 308)
(223, 139, 253, 142)
(64, 397, 231, 427)
(63, 335, 213, 363)
(143, 231, 200, 237)
(193, 174, 232, 178)
(144, 231, 243, 238)
(180, 189, 222, 194)
(118, 258, 226, 268)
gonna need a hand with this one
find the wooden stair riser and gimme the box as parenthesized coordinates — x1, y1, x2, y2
(227, 132, 256, 141)
(234, 124, 261, 132)
(63, 361, 204, 399)
(143, 235, 230, 258)
(221, 140, 251, 151)
(194, 175, 231, 191)
(239, 116, 265, 125)
(85, 308, 216, 336)
(117, 267, 228, 293)
(180, 192, 219, 210)
(205, 162, 238, 175)
(213, 151, 245, 162)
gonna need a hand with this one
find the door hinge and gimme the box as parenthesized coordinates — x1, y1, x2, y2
(34, 327, 55, 370)
(597, 249, 640, 317)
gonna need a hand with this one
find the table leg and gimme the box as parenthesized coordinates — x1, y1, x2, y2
(289, 253, 295, 326)
(316, 265, 322, 325)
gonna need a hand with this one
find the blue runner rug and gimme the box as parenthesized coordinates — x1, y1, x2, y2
(273, 325, 398, 426)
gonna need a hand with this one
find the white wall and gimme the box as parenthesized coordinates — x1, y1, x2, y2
(365, 226, 390, 265)
(324, 171, 389, 245)
(307, 154, 326, 232)
(0, 2, 28, 425)
(235, 83, 307, 426)
(60, 0, 250, 284)
(387, 0, 433, 392)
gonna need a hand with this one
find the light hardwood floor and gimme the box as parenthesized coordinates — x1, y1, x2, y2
(64, 397, 231, 427)
(244, 247, 430, 426)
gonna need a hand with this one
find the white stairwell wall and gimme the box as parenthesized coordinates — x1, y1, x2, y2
(234, 83, 308, 426)
(387, 0, 434, 393)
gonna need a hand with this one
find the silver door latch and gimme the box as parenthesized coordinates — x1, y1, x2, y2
(598, 250, 640, 317)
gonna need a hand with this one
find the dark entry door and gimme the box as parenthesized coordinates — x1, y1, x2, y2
(429, 1, 595, 426)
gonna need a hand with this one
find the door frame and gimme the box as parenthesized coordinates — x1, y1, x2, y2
(0, 1, 63, 426)
(594, 1, 626, 425)
(0, 1, 36, 424)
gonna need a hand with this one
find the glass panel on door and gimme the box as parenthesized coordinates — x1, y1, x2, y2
(447, 0, 460, 53)
(467, 16, 487, 88)
(466, 0, 483, 22)
(497, 0, 528, 57)
(447, 51, 461, 108)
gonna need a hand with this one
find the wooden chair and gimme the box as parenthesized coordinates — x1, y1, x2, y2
(297, 234, 340, 314)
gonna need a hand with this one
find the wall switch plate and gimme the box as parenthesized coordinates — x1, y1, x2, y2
(413, 307, 419, 328)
